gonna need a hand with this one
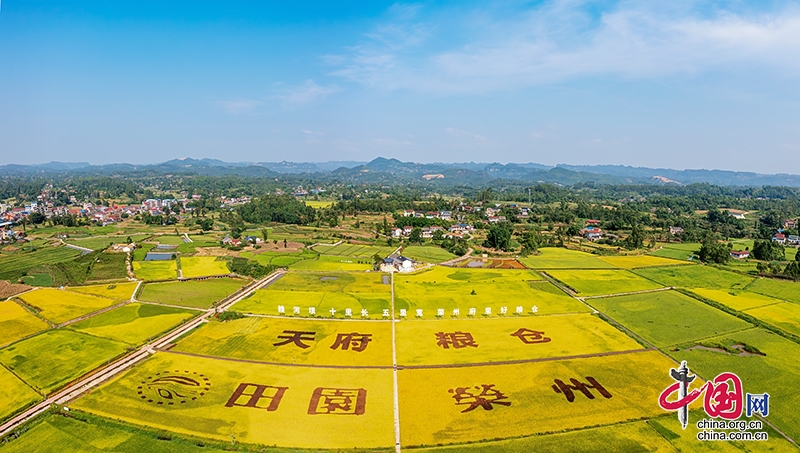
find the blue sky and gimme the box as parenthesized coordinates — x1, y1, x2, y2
(1, 1, 799, 173)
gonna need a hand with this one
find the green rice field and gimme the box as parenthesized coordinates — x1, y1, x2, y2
(137, 278, 247, 309)
(0, 329, 128, 393)
(69, 303, 196, 344)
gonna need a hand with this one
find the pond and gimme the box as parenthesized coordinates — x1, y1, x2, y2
(144, 252, 175, 261)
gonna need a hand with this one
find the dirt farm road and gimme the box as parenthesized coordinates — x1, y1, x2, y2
(0, 270, 286, 439)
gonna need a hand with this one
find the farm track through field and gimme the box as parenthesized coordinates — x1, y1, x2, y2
(0, 270, 286, 439)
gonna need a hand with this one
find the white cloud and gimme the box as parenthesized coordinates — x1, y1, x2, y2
(373, 137, 413, 146)
(215, 99, 263, 114)
(445, 127, 486, 143)
(327, 1, 800, 93)
(274, 80, 340, 108)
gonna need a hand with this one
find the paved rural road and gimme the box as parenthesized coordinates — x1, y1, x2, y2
(0, 269, 286, 438)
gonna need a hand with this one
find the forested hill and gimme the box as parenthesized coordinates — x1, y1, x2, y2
(3, 157, 800, 188)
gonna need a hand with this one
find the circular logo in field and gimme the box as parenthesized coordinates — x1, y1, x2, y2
(137, 370, 211, 405)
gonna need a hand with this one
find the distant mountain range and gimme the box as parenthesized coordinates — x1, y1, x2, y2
(3, 157, 800, 187)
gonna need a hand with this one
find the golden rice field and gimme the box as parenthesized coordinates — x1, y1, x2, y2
(65, 281, 139, 301)
(395, 313, 643, 366)
(172, 316, 393, 367)
(6, 249, 800, 451)
(179, 257, 230, 278)
(72, 352, 395, 449)
(0, 300, 50, 347)
(16, 288, 119, 324)
(132, 261, 178, 281)
(0, 363, 41, 421)
(597, 255, 692, 269)
(546, 269, 664, 296)
(397, 350, 681, 447)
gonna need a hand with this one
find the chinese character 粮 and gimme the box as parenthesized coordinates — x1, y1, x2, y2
(330, 332, 373, 352)
(435, 331, 478, 349)
(273, 330, 316, 349)
(448, 384, 511, 412)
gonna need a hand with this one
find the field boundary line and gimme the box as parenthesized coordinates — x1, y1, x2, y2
(135, 300, 208, 312)
(2, 287, 38, 302)
(0, 361, 43, 398)
(157, 347, 655, 371)
(56, 301, 130, 328)
(0, 270, 285, 439)
(581, 286, 675, 300)
(576, 297, 658, 349)
(391, 271, 401, 453)
(10, 297, 56, 328)
(398, 348, 655, 370)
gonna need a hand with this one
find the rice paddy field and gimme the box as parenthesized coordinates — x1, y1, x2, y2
(5, 245, 800, 451)
(746, 277, 800, 304)
(0, 329, 128, 393)
(179, 256, 230, 278)
(289, 255, 374, 271)
(597, 254, 691, 269)
(546, 269, 664, 296)
(398, 351, 678, 447)
(668, 328, 800, 442)
(69, 303, 196, 345)
(401, 246, 457, 263)
(519, 247, 616, 269)
(85, 252, 129, 281)
(648, 242, 701, 261)
(172, 316, 393, 367)
(66, 281, 139, 301)
(137, 278, 247, 309)
(0, 364, 41, 421)
(312, 243, 394, 258)
(395, 313, 643, 366)
(586, 290, 751, 348)
(0, 300, 50, 347)
(0, 246, 82, 273)
(16, 288, 119, 324)
(633, 265, 754, 291)
(71, 352, 396, 449)
(132, 260, 178, 281)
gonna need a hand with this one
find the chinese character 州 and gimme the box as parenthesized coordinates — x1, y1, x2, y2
(510, 328, 551, 344)
(435, 331, 478, 349)
(308, 387, 367, 415)
(552, 377, 612, 402)
(448, 384, 511, 412)
(330, 332, 373, 352)
(225, 383, 287, 411)
(273, 330, 316, 349)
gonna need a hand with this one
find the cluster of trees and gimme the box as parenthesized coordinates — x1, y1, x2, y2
(236, 194, 316, 225)
(226, 257, 275, 278)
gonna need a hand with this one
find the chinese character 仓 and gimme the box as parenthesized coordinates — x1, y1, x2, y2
(510, 328, 551, 344)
